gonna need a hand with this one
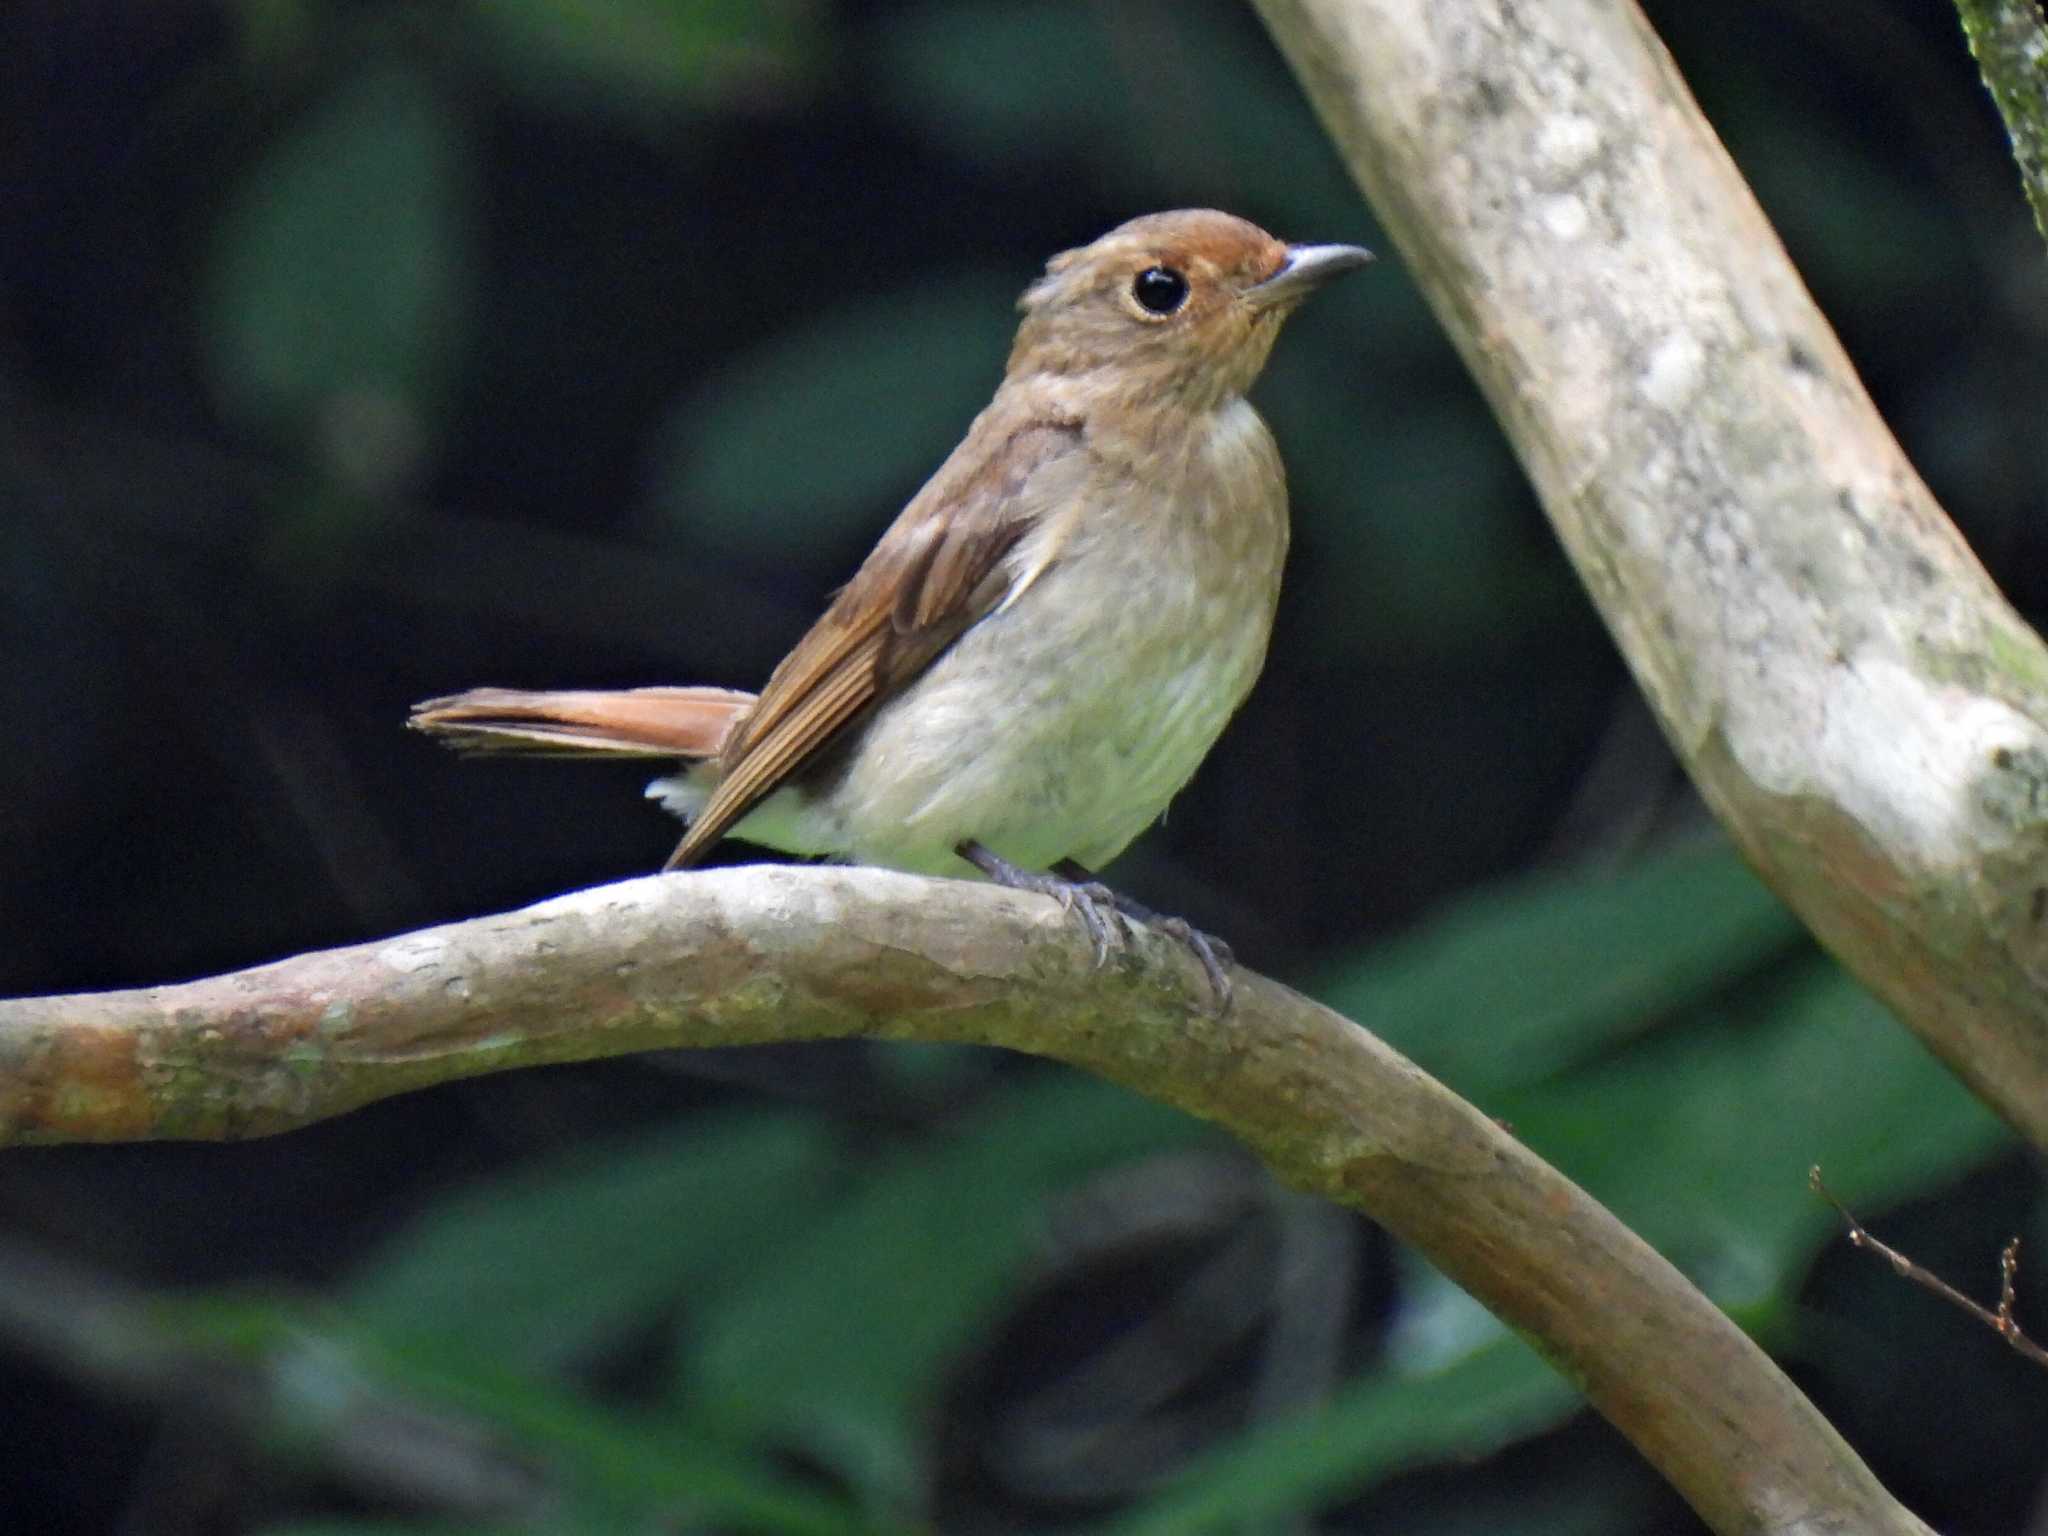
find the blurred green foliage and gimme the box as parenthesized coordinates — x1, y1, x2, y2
(4, 0, 2046, 1531)
(463, 0, 824, 119)
(201, 60, 476, 476)
(649, 269, 1023, 557)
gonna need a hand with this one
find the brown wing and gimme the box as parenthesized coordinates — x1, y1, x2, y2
(664, 416, 1084, 869)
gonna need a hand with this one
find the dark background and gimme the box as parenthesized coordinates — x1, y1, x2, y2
(3, 1, 2046, 1532)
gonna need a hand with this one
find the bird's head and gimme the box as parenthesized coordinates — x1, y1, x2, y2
(1008, 209, 1372, 412)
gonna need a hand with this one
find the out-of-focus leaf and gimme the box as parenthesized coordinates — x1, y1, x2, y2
(0, 518, 113, 835)
(1344, 1471, 1666, 1536)
(1096, 1335, 1575, 1536)
(1091, 3, 1362, 239)
(648, 269, 1018, 557)
(226, 0, 316, 67)
(1265, 314, 1581, 656)
(373, 1331, 882, 1535)
(164, 1296, 885, 1535)
(1501, 961, 2011, 1307)
(876, 1, 1361, 238)
(463, 0, 821, 119)
(876, 1, 1119, 162)
(200, 61, 473, 492)
(1316, 836, 2007, 1305)
(346, 1112, 837, 1371)
(1717, 102, 1957, 304)
(1314, 839, 1803, 1099)
(681, 1074, 1210, 1506)
(1382, 1253, 1515, 1375)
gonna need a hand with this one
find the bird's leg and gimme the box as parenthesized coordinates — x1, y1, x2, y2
(1052, 860, 1235, 1011)
(956, 841, 1130, 966)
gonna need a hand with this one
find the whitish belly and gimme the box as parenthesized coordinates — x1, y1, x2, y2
(807, 546, 1279, 875)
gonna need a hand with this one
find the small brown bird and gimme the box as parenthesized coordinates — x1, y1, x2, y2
(411, 210, 1371, 999)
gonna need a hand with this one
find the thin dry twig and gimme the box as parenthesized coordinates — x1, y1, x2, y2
(1810, 1165, 2048, 1371)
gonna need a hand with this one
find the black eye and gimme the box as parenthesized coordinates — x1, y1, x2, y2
(1132, 265, 1189, 315)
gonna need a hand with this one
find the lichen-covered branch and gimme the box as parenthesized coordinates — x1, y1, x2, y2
(0, 864, 1927, 1534)
(1955, 0, 2048, 244)
(1252, 0, 2048, 1154)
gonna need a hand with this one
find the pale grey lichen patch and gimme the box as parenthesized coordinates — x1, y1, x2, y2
(376, 933, 452, 975)
(1640, 330, 1705, 410)
(1539, 193, 1589, 241)
(1535, 110, 1602, 175)
(1729, 654, 2048, 864)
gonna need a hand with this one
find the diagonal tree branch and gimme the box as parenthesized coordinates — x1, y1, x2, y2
(0, 865, 1928, 1535)
(1250, 0, 2048, 1152)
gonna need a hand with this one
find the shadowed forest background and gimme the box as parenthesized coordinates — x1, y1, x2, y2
(4, 1, 2048, 1531)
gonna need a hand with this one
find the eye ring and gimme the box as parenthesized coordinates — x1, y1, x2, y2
(1131, 265, 1190, 317)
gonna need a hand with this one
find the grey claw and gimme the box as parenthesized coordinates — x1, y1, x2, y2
(1156, 917, 1235, 1013)
(957, 841, 1132, 968)
(956, 841, 1231, 1000)
(1064, 881, 1131, 967)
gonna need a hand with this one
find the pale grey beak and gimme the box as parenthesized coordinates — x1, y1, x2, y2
(1246, 242, 1375, 310)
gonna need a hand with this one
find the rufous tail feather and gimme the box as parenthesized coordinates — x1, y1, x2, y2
(408, 686, 755, 759)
